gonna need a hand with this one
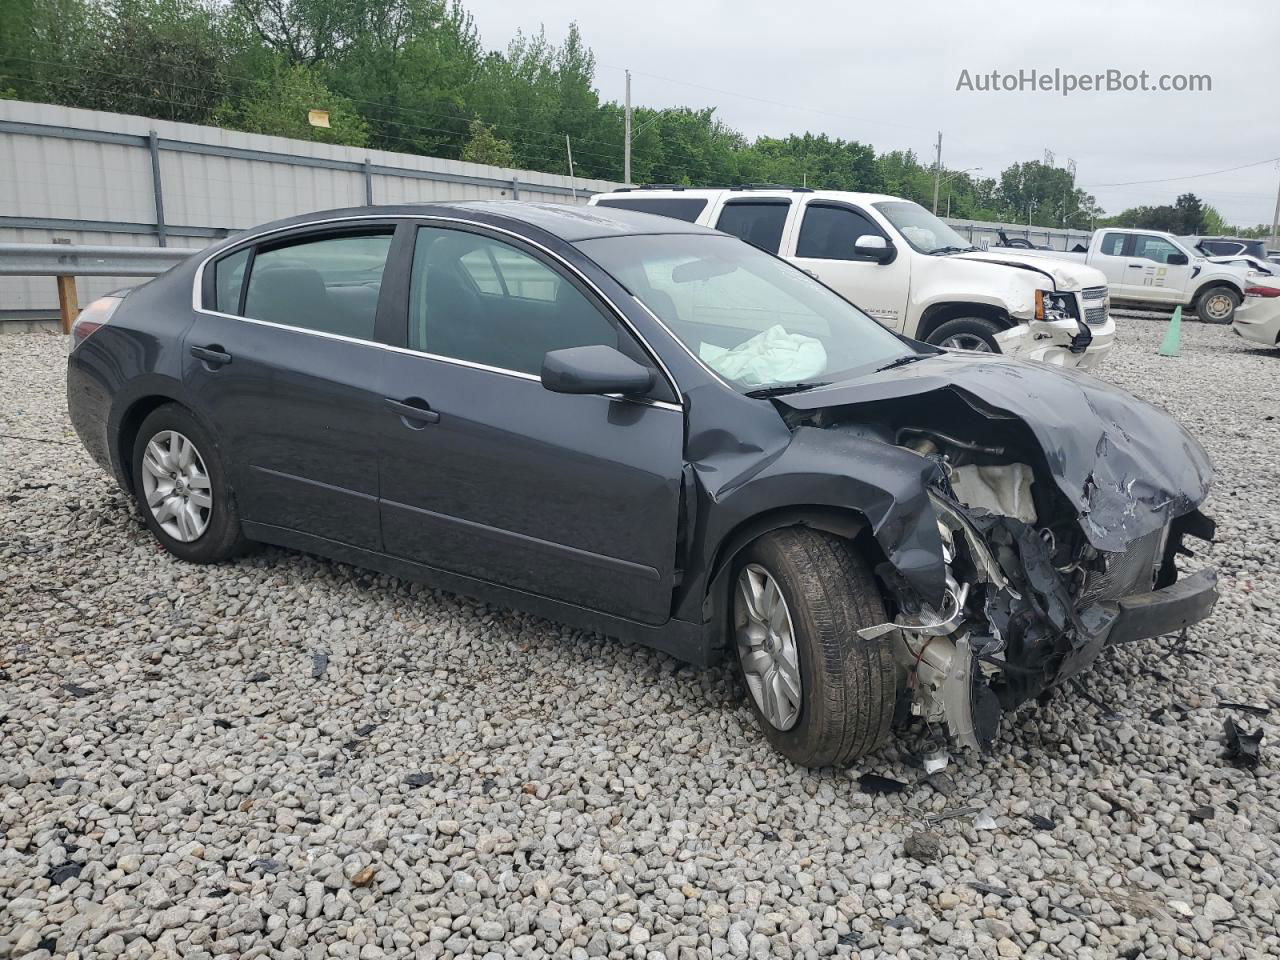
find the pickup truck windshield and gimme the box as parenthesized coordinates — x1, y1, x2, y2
(874, 201, 975, 255)
(577, 233, 910, 391)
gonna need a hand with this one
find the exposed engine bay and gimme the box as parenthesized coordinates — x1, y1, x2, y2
(777, 364, 1219, 753)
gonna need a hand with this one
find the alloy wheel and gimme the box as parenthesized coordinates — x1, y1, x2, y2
(735, 563, 803, 730)
(140, 430, 213, 542)
(940, 333, 994, 352)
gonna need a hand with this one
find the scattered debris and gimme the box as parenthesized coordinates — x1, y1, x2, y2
(1026, 813, 1056, 831)
(760, 830, 780, 842)
(311, 653, 329, 678)
(925, 805, 983, 823)
(1218, 701, 1270, 717)
(883, 916, 912, 930)
(1052, 902, 1088, 919)
(923, 748, 950, 775)
(903, 831, 942, 863)
(212, 719, 231, 730)
(967, 881, 1013, 898)
(974, 810, 998, 830)
(1223, 718, 1263, 768)
(249, 858, 283, 874)
(47, 863, 83, 884)
(60, 682, 94, 698)
(1070, 680, 1120, 720)
(355, 723, 378, 737)
(403, 772, 434, 788)
(857, 773, 908, 795)
(1189, 805, 1214, 822)
(837, 932, 862, 947)
(924, 772, 957, 796)
(247, 672, 270, 683)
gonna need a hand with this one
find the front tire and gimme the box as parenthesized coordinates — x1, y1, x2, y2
(1196, 287, 1239, 324)
(927, 317, 1002, 352)
(733, 529, 896, 767)
(131, 404, 246, 563)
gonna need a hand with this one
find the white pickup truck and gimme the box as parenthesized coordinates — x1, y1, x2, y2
(588, 187, 1115, 370)
(996, 227, 1256, 324)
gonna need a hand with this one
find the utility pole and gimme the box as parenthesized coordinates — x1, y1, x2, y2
(1271, 163, 1280, 249)
(931, 131, 943, 215)
(565, 135, 576, 201)
(624, 70, 632, 185)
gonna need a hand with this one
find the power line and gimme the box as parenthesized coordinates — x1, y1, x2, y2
(1082, 155, 1280, 188)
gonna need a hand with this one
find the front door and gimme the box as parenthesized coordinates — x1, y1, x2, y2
(185, 226, 396, 550)
(376, 224, 685, 625)
(1121, 233, 1193, 303)
(787, 200, 912, 332)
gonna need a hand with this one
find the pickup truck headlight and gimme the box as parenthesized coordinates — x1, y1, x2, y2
(1035, 289, 1077, 321)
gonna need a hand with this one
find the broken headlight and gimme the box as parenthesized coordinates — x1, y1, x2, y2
(1034, 289, 1078, 321)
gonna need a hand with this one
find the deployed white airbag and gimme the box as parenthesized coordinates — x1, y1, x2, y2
(700, 325, 827, 386)
(950, 462, 1038, 524)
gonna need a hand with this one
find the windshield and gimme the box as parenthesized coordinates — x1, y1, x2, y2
(874, 200, 975, 255)
(577, 233, 911, 392)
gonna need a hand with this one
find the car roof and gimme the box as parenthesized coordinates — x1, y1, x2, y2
(595, 187, 912, 206)
(231, 200, 720, 244)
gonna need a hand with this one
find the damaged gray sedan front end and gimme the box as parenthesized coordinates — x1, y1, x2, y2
(775, 352, 1218, 752)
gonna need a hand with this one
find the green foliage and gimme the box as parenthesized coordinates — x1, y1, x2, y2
(1101, 192, 1211, 234)
(460, 118, 513, 167)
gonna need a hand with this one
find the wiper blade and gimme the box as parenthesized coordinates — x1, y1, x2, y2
(933, 245, 977, 255)
(744, 381, 830, 399)
(876, 354, 927, 372)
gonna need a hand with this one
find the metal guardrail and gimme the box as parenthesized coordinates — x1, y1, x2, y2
(0, 242, 200, 332)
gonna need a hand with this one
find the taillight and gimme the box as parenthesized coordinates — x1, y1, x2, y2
(70, 296, 122, 348)
(1245, 286, 1280, 298)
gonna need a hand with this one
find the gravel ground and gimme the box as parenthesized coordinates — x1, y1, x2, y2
(2, 320, 1278, 960)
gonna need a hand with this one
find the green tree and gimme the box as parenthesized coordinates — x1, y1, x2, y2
(214, 62, 367, 144)
(460, 118, 514, 166)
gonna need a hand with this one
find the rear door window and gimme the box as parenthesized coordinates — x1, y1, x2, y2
(714, 200, 790, 254)
(595, 196, 709, 222)
(795, 204, 885, 261)
(241, 232, 393, 340)
(213, 247, 250, 313)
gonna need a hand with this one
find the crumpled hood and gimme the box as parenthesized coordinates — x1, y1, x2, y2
(779, 351, 1212, 553)
(957, 250, 1105, 290)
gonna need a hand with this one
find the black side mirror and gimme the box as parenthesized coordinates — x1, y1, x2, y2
(1167, 252, 1189, 266)
(541, 345, 655, 397)
(854, 234, 896, 264)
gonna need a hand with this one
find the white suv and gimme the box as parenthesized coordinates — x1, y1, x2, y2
(589, 187, 1115, 370)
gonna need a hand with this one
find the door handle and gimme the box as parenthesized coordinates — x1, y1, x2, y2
(1127, 263, 1145, 268)
(190, 345, 232, 365)
(385, 397, 440, 425)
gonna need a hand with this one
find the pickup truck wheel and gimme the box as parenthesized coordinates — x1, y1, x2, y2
(927, 317, 1002, 352)
(1195, 288, 1239, 324)
(732, 528, 896, 767)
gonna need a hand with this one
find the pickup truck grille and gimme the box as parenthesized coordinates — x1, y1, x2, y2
(1084, 305, 1108, 325)
(1082, 285, 1108, 301)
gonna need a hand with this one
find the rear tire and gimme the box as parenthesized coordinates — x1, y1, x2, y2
(1195, 287, 1239, 324)
(131, 404, 246, 563)
(732, 529, 896, 767)
(927, 317, 1002, 352)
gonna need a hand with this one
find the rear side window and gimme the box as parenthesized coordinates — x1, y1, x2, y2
(714, 201, 790, 254)
(595, 197, 708, 222)
(1100, 233, 1126, 256)
(214, 248, 250, 313)
(242, 232, 393, 340)
(795, 204, 884, 261)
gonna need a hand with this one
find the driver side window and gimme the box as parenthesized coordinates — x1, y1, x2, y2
(796, 204, 884, 261)
(1132, 235, 1182, 264)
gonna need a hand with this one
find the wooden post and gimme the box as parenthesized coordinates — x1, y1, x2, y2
(56, 275, 78, 334)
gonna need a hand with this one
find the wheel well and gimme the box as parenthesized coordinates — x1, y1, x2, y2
(915, 302, 1013, 342)
(116, 396, 181, 494)
(704, 506, 889, 651)
(1193, 282, 1243, 307)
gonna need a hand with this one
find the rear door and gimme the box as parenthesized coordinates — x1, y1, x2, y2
(787, 199, 911, 332)
(187, 223, 398, 550)
(376, 223, 685, 625)
(711, 197, 794, 254)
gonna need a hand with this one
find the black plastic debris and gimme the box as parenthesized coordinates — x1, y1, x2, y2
(213, 719, 231, 730)
(925, 805, 983, 823)
(1223, 718, 1263, 768)
(924, 772, 957, 796)
(248, 672, 270, 683)
(760, 830, 780, 841)
(61, 682, 94, 698)
(1190, 805, 1214, 822)
(837, 932, 862, 947)
(355, 723, 378, 737)
(967, 881, 1013, 898)
(249, 858, 283, 874)
(1026, 814, 1056, 831)
(1218, 701, 1270, 717)
(883, 916, 912, 930)
(1070, 680, 1119, 720)
(298, 815, 321, 825)
(481, 778, 497, 793)
(858, 773, 907, 795)
(311, 653, 329, 678)
(47, 862, 83, 884)
(903, 831, 941, 863)
(403, 772, 434, 788)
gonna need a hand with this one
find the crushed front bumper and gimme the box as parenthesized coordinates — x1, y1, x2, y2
(995, 315, 1115, 371)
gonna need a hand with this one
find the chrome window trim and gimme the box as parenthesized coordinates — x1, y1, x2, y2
(190, 213, 684, 407)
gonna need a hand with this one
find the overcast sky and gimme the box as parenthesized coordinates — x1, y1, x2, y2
(464, 0, 1279, 228)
